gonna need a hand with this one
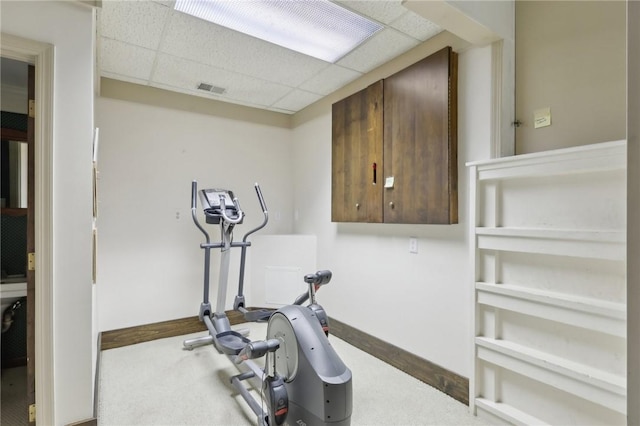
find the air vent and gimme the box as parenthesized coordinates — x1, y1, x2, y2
(197, 82, 226, 95)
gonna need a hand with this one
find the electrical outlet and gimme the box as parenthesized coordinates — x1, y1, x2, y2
(175, 208, 187, 220)
(409, 237, 418, 254)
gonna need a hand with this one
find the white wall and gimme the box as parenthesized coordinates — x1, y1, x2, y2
(95, 97, 294, 331)
(628, 1, 639, 423)
(0, 2, 95, 424)
(291, 45, 493, 378)
(515, 1, 626, 154)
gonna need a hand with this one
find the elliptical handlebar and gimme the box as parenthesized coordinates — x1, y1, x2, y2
(191, 180, 210, 243)
(235, 183, 269, 314)
(219, 195, 245, 225)
(255, 183, 268, 214)
(304, 270, 332, 285)
(191, 180, 198, 211)
(293, 270, 333, 306)
(243, 183, 269, 242)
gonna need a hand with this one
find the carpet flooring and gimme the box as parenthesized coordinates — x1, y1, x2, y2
(98, 322, 492, 426)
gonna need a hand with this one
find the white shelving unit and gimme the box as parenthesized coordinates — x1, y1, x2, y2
(467, 140, 627, 425)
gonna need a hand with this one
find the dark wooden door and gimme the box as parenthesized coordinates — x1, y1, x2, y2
(331, 80, 383, 222)
(383, 47, 458, 224)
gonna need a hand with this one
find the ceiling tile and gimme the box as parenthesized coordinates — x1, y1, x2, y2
(390, 12, 443, 41)
(99, 1, 170, 50)
(298, 65, 362, 96)
(100, 39, 156, 81)
(337, 28, 419, 73)
(152, 54, 292, 108)
(336, 0, 406, 25)
(159, 11, 229, 63)
(271, 89, 324, 112)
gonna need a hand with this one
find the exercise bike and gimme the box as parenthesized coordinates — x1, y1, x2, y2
(183, 181, 352, 426)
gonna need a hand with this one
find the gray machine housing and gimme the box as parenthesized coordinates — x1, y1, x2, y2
(268, 305, 352, 426)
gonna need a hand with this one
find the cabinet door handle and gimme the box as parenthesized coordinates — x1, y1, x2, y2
(356, 203, 360, 209)
(372, 162, 377, 184)
(389, 202, 394, 208)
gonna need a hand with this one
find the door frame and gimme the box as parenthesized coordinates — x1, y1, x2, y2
(1, 33, 54, 425)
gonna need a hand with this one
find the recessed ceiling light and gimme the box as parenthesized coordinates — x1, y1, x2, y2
(174, 0, 383, 63)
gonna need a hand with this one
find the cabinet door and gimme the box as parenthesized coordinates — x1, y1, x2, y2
(383, 46, 458, 224)
(331, 80, 383, 222)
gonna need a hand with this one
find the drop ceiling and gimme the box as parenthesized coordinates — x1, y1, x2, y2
(97, 0, 443, 114)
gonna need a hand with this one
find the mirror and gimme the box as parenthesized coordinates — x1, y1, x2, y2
(1, 139, 28, 208)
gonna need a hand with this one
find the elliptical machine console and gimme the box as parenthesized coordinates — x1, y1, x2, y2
(199, 188, 242, 224)
(184, 181, 352, 426)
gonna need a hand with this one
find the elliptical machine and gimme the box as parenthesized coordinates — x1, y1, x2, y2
(183, 181, 352, 426)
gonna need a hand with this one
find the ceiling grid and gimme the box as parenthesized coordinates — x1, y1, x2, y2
(97, 0, 442, 114)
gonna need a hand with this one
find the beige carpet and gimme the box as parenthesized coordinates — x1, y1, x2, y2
(98, 322, 492, 426)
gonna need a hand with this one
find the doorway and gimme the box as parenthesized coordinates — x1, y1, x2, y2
(1, 33, 54, 425)
(1, 57, 35, 426)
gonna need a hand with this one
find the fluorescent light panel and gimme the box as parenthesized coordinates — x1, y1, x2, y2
(174, 0, 383, 63)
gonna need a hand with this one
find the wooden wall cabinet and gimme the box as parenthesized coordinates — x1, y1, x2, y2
(331, 80, 384, 222)
(331, 46, 458, 224)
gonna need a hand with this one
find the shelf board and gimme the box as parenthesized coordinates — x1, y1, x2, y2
(476, 337, 627, 414)
(476, 227, 625, 261)
(476, 282, 626, 337)
(467, 140, 626, 181)
(475, 398, 549, 426)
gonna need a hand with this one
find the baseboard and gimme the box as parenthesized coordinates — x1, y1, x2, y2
(329, 318, 469, 405)
(99, 311, 469, 405)
(66, 418, 97, 426)
(100, 311, 247, 350)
